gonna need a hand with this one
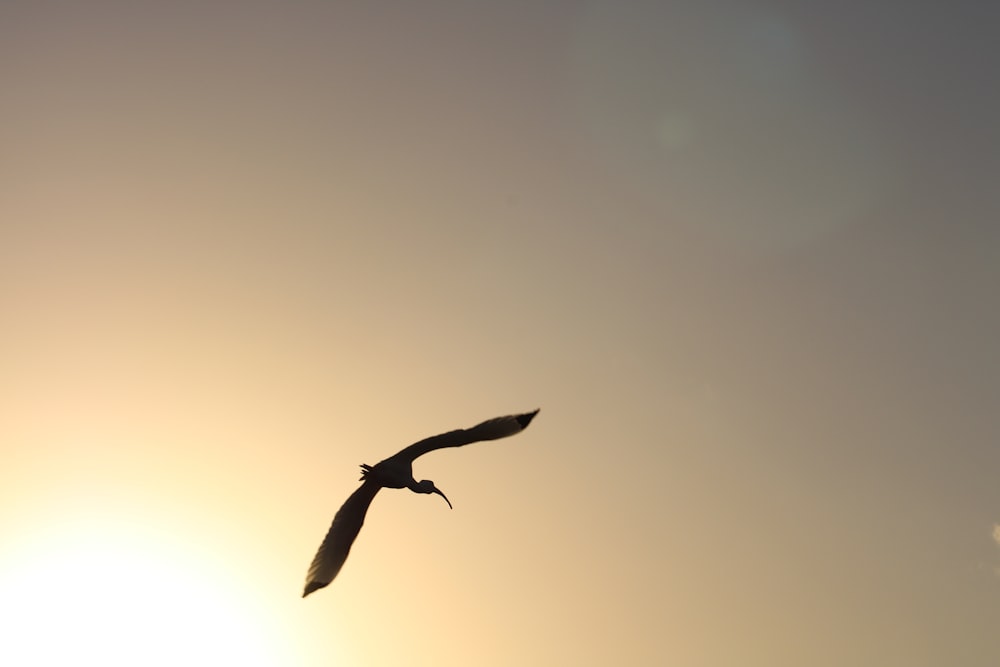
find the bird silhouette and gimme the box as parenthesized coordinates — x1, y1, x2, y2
(302, 409, 539, 597)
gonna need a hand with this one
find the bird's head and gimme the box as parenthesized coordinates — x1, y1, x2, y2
(414, 479, 452, 509)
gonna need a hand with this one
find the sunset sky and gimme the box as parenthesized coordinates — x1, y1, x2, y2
(2, 2, 999, 665)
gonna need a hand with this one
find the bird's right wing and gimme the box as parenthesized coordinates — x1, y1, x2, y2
(391, 409, 539, 462)
(303, 480, 381, 597)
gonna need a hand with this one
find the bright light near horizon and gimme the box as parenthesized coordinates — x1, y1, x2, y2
(0, 520, 291, 667)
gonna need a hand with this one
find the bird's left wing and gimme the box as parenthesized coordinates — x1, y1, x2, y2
(303, 479, 381, 597)
(390, 409, 539, 463)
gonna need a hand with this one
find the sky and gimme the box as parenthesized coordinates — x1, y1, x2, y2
(2, 1, 998, 665)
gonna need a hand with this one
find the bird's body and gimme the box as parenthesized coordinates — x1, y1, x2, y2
(302, 409, 539, 597)
(358, 457, 419, 491)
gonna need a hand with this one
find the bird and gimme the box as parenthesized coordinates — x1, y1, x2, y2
(302, 409, 539, 597)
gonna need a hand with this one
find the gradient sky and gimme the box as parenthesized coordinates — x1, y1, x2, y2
(2, 2, 999, 665)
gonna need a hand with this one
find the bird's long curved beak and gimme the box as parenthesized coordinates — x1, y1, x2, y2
(432, 487, 452, 509)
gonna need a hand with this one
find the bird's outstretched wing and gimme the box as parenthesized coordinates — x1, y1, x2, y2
(303, 479, 381, 597)
(390, 409, 539, 463)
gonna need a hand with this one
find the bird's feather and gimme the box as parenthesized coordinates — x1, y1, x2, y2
(302, 479, 381, 597)
(390, 409, 539, 463)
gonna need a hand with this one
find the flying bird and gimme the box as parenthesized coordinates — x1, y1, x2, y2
(302, 409, 539, 597)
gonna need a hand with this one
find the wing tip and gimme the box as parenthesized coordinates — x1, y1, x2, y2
(302, 580, 329, 598)
(517, 408, 540, 430)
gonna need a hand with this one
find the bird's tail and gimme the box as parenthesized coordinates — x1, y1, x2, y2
(359, 463, 373, 481)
